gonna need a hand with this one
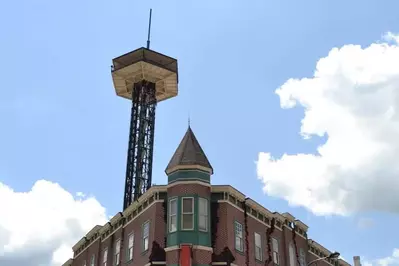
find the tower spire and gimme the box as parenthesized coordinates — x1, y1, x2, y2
(165, 127, 213, 175)
(146, 9, 152, 49)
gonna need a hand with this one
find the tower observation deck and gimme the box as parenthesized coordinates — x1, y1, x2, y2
(111, 46, 178, 210)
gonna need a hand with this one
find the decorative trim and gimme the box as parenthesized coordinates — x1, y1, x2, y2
(144, 262, 166, 266)
(282, 212, 295, 221)
(164, 245, 179, 251)
(218, 200, 278, 230)
(164, 245, 213, 252)
(283, 225, 307, 240)
(61, 258, 73, 266)
(212, 263, 238, 266)
(295, 219, 309, 231)
(211, 185, 245, 200)
(166, 164, 213, 175)
(308, 240, 350, 266)
(122, 187, 166, 218)
(308, 251, 335, 266)
(169, 177, 210, 184)
(123, 200, 163, 228)
(167, 180, 212, 189)
(338, 259, 351, 266)
(308, 239, 333, 256)
(246, 198, 274, 219)
(72, 237, 86, 252)
(110, 212, 123, 226)
(85, 225, 102, 239)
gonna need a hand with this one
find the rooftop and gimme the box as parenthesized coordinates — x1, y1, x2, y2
(165, 126, 213, 174)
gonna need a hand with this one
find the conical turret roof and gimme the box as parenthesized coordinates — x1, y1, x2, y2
(165, 126, 213, 175)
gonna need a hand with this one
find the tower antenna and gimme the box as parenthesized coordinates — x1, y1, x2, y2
(147, 9, 153, 49)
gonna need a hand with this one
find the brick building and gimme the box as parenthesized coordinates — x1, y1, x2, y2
(62, 127, 351, 266)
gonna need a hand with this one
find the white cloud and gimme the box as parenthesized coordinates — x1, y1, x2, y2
(257, 32, 399, 215)
(383, 32, 399, 44)
(363, 249, 399, 266)
(0, 180, 108, 266)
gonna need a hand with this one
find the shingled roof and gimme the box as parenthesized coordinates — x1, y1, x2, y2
(165, 126, 213, 175)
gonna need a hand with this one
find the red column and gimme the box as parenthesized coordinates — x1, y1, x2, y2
(180, 245, 192, 266)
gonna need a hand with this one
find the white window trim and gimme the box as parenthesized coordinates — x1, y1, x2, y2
(169, 198, 178, 233)
(90, 254, 95, 266)
(234, 221, 243, 252)
(142, 220, 150, 252)
(102, 248, 108, 266)
(181, 197, 195, 231)
(254, 232, 262, 261)
(114, 239, 121, 266)
(198, 197, 208, 232)
(127, 233, 134, 261)
(289, 242, 295, 266)
(299, 248, 306, 266)
(272, 238, 279, 265)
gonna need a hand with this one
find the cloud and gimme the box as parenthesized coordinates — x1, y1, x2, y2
(257, 32, 399, 215)
(363, 249, 399, 266)
(0, 180, 108, 266)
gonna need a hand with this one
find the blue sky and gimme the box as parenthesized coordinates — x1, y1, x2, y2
(1, 0, 399, 265)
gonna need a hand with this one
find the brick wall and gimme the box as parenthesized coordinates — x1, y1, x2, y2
(71, 201, 163, 266)
(167, 183, 210, 197)
(70, 186, 342, 266)
(216, 201, 310, 266)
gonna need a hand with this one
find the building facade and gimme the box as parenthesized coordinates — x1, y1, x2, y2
(62, 127, 350, 266)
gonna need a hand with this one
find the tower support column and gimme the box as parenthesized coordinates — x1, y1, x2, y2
(124, 80, 157, 209)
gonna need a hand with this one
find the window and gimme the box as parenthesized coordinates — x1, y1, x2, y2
(234, 221, 243, 252)
(272, 238, 279, 265)
(289, 242, 295, 266)
(181, 197, 194, 230)
(90, 254, 95, 266)
(127, 233, 134, 261)
(102, 249, 108, 266)
(169, 198, 177, 232)
(254, 232, 262, 261)
(199, 198, 208, 231)
(299, 248, 306, 266)
(114, 239, 121, 265)
(142, 221, 150, 251)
